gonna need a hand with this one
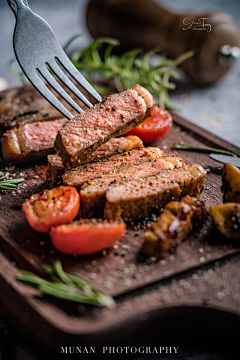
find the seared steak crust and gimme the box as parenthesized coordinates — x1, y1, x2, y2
(104, 164, 206, 222)
(0, 84, 90, 134)
(62, 147, 164, 189)
(1, 118, 68, 163)
(0, 85, 61, 133)
(81, 156, 184, 218)
(46, 135, 143, 186)
(54, 85, 155, 168)
(46, 154, 65, 186)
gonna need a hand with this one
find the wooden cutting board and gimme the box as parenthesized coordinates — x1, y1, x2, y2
(1, 112, 240, 356)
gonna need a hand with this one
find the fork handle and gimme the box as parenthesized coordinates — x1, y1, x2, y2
(7, 0, 30, 16)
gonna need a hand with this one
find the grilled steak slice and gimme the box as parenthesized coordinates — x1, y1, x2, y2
(46, 154, 64, 186)
(62, 147, 164, 189)
(85, 135, 143, 163)
(0, 85, 61, 134)
(141, 196, 207, 256)
(104, 164, 206, 222)
(54, 85, 155, 168)
(81, 156, 184, 218)
(46, 135, 143, 186)
(0, 84, 89, 135)
(1, 118, 68, 163)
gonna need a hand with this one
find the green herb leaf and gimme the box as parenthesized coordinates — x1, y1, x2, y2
(172, 143, 237, 157)
(8, 35, 192, 110)
(16, 260, 116, 308)
(0, 172, 24, 191)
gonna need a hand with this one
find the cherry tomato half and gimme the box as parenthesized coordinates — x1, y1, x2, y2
(125, 106, 173, 143)
(50, 219, 126, 255)
(22, 186, 80, 233)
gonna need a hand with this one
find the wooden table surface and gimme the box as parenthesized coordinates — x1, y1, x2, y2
(0, 0, 240, 359)
(0, 113, 240, 360)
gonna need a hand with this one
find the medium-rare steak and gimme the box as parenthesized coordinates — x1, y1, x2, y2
(104, 164, 206, 222)
(54, 85, 155, 168)
(1, 118, 68, 163)
(0, 84, 90, 134)
(81, 156, 184, 218)
(46, 135, 143, 186)
(85, 135, 143, 163)
(62, 147, 164, 189)
(46, 154, 64, 186)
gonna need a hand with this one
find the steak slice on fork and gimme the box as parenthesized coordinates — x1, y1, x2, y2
(54, 85, 155, 168)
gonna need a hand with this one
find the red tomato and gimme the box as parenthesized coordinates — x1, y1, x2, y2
(125, 106, 172, 143)
(50, 219, 126, 255)
(22, 186, 80, 233)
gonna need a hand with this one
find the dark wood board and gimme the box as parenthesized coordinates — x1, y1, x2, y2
(1, 113, 240, 355)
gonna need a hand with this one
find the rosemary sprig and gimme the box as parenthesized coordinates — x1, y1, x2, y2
(69, 37, 193, 109)
(172, 143, 237, 157)
(16, 260, 116, 308)
(0, 172, 24, 191)
(8, 35, 193, 109)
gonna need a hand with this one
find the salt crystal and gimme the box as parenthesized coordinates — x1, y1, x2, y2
(159, 260, 166, 266)
(125, 279, 132, 286)
(119, 308, 127, 315)
(104, 281, 113, 289)
(176, 288, 184, 296)
(216, 291, 225, 300)
(161, 294, 170, 303)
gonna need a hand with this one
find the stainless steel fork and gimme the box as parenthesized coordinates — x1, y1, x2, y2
(7, 0, 102, 120)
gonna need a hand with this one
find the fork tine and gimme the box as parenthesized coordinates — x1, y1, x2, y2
(38, 66, 84, 114)
(56, 53, 102, 103)
(48, 60, 93, 109)
(25, 70, 73, 120)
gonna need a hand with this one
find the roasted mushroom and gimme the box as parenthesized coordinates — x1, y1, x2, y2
(210, 203, 240, 239)
(141, 195, 206, 256)
(222, 163, 240, 203)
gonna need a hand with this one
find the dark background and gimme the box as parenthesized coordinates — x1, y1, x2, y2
(0, 0, 240, 359)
